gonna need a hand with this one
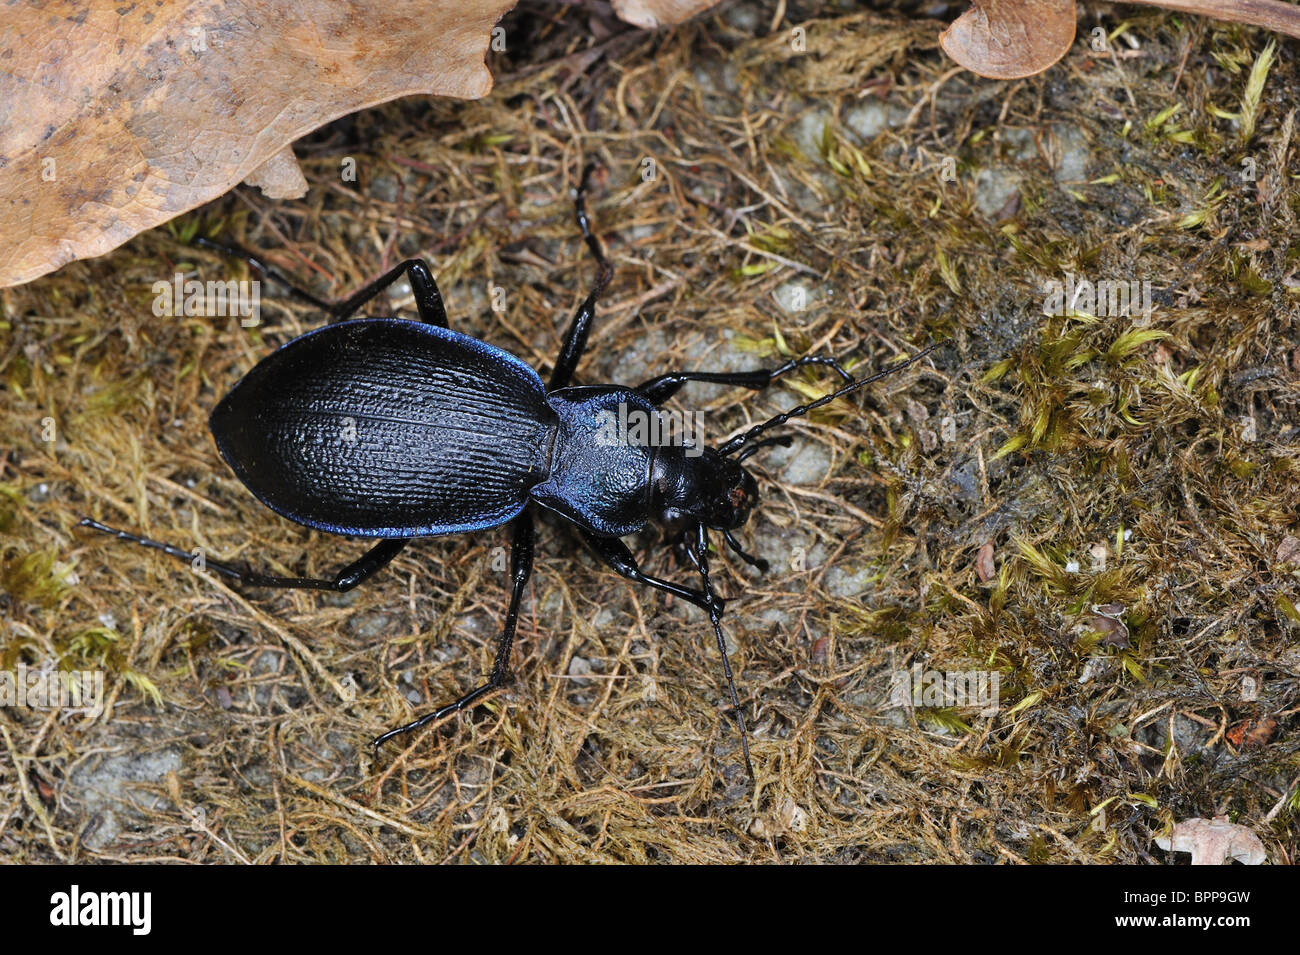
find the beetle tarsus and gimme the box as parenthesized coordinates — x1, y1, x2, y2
(327, 258, 449, 327)
(196, 235, 449, 327)
(549, 162, 613, 391)
(372, 681, 503, 749)
(77, 518, 407, 592)
(723, 529, 768, 572)
(373, 510, 534, 751)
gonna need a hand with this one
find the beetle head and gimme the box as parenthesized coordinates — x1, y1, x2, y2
(651, 447, 758, 533)
(710, 459, 761, 530)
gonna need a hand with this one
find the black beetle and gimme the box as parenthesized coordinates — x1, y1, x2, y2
(79, 169, 940, 776)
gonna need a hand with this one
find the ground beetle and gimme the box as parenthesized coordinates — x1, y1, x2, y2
(79, 168, 940, 776)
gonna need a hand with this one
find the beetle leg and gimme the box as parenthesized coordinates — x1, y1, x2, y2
(194, 237, 335, 312)
(579, 529, 750, 773)
(632, 356, 854, 406)
(676, 529, 702, 572)
(547, 165, 613, 391)
(722, 529, 769, 573)
(76, 518, 406, 591)
(328, 259, 448, 327)
(373, 509, 535, 749)
(194, 237, 448, 327)
(579, 531, 724, 618)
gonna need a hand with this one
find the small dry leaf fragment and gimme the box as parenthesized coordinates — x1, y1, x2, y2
(991, 188, 1021, 223)
(749, 796, 808, 838)
(1085, 603, 1130, 648)
(1241, 674, 1259, 702)
(640, 674, 659, 702)
(1077, 656, 1114, 684)
(1226, 716, 1277, 749)
(30, 768, 57, 809)
(779, 797, 809, 833)
(1276, 535, 1300, 565)
(810, 636, 830, 665)
(939, 0, 1077, 80)
(975, 540, 996, 582)
(165, 769, 183, 807)
(941, 0, 1300, 81)
(241, 146, 309, 201)
(1155, 816, 1266, 865)
(1239, 415, 1258, 443)
(1089, 543, 1109, 571)
(610, 0, 716, 29)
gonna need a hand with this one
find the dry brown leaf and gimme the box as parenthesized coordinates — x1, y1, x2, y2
(610, 0, 717, 29)
(1226, 716, 1277, 749)
(0, 0, 516, 288)
(941, 0, 1300, 79)
(1155, 816, 1266, 865)
(939, 0, 1077, 80)
(1133, 0, 1300, 43)
(975, 540, 996, 582)
(1084, 603, 1130, 648)
(749, 796, 808, 838)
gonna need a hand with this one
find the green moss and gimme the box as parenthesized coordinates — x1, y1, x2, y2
(1, 549, 72, 608)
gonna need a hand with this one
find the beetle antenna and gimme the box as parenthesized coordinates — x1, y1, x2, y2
(718, 341, 944, 457)
(735, 435, 793, 463)
(695, 523, 755, 779)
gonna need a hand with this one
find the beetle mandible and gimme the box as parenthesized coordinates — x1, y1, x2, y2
(79, 167, 940, 776)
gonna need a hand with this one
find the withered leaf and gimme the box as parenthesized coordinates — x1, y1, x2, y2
(1226, 716, 1277, 750)
(1085, 603, 1130, 648)
(610, 0, 718, 29)
(940, 0, 1300, 80)
(939, 0, 1076, 80)
(0, 0, 516, 288)
(1155, 816, 1266, 865)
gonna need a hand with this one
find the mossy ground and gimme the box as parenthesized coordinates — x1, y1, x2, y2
(1, 0, 1297, 863)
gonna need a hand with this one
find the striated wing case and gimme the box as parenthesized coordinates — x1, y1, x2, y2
(209, 319, 556, 537)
